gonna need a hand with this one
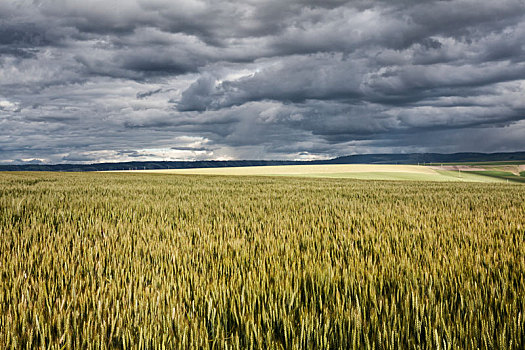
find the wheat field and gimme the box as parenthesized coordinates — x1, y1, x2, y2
(1, 172, 524, 349)
(123, 164, 508, 183)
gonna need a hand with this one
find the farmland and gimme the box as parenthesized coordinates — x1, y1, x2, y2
(1, 171, 524, 348)
(122, 164, 517, 183)
(429, 161, 525, 183)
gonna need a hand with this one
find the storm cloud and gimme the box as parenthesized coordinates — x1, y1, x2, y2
(1, 0, 524, 163)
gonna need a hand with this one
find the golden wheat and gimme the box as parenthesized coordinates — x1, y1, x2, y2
(0, 172, 524, 349)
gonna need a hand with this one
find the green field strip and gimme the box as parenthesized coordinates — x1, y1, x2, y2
(426, 160, 525, 166)
(467, 170, 525, 183)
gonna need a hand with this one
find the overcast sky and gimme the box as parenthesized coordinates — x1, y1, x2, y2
(1, 0, 525, 163)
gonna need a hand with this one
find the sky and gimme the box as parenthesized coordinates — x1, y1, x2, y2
(1, 0, 525, 164)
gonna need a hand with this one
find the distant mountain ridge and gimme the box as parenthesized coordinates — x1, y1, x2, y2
(1, 152, 524, 172)
(328, 152, 525, 164)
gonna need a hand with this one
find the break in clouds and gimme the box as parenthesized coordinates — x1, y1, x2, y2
(1, 0, 525, 163)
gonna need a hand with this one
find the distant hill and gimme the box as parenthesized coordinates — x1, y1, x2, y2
(1, 152, 524, 172)
(328, 152, 525, 164)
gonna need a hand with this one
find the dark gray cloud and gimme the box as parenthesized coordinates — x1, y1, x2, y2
(1, 0, 525, 163)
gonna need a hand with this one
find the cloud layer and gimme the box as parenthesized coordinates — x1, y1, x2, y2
(1, 0, 525, 163)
